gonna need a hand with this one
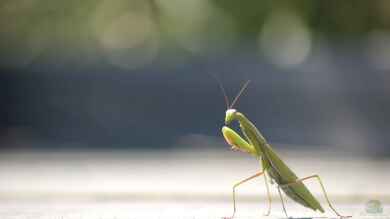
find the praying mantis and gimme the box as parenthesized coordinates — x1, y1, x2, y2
(218, 80, 351, 218)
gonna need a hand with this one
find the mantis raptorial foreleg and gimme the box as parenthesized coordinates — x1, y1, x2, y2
(222, 126, 257, 156)
(279, 175, 351, 218)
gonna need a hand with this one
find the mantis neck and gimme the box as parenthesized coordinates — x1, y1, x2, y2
(235, 112, 268, 156)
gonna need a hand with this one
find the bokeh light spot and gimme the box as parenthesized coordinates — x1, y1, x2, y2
(94, 1, 159, 70)
(366, 30, 390, 70)
(156, 0, 237, 56)
(258, 10, 312, 68)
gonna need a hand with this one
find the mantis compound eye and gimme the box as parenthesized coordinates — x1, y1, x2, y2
(225, 109, 237, 125)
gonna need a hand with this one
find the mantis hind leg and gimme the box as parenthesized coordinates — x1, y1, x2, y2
(280, 175, 351, 218)
(227, 171, 264, 219)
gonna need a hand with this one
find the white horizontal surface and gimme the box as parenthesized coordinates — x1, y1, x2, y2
(1, 200, 384, 219)
(0, 149, 389, 198)
(0, 149, 389, 218)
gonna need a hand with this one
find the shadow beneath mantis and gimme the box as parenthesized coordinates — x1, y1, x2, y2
(280, 217, 335, 219)
(223, 217, 332, 219)
(223, 216, 337, 219)
(284, 217, 314, 219)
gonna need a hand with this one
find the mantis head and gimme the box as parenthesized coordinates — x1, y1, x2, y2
(225, 109, 237, 125)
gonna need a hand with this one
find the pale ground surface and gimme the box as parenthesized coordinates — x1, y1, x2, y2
(0, 149, 389, 219)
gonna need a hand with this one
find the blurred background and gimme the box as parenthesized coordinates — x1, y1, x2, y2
(1, 0, 390, 218)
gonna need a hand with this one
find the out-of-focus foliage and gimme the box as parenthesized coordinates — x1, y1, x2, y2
(1, 0, 390, 67)
(214, 1, 390, 38)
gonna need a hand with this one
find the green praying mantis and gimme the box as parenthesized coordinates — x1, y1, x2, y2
(218, 80, 351, 219)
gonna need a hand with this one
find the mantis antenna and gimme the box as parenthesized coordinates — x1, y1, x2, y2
(217, 79, 230, 110)
(209, 73, 230, 110)
(230, 80, 251, 109)
(209, 72, 250, 110)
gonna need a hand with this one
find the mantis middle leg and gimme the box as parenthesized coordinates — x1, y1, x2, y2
(230, 171, 264, 218)
(263, 172, 272, 216)
(229, 170, 272, 218)
(277, 185, 289, 218)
